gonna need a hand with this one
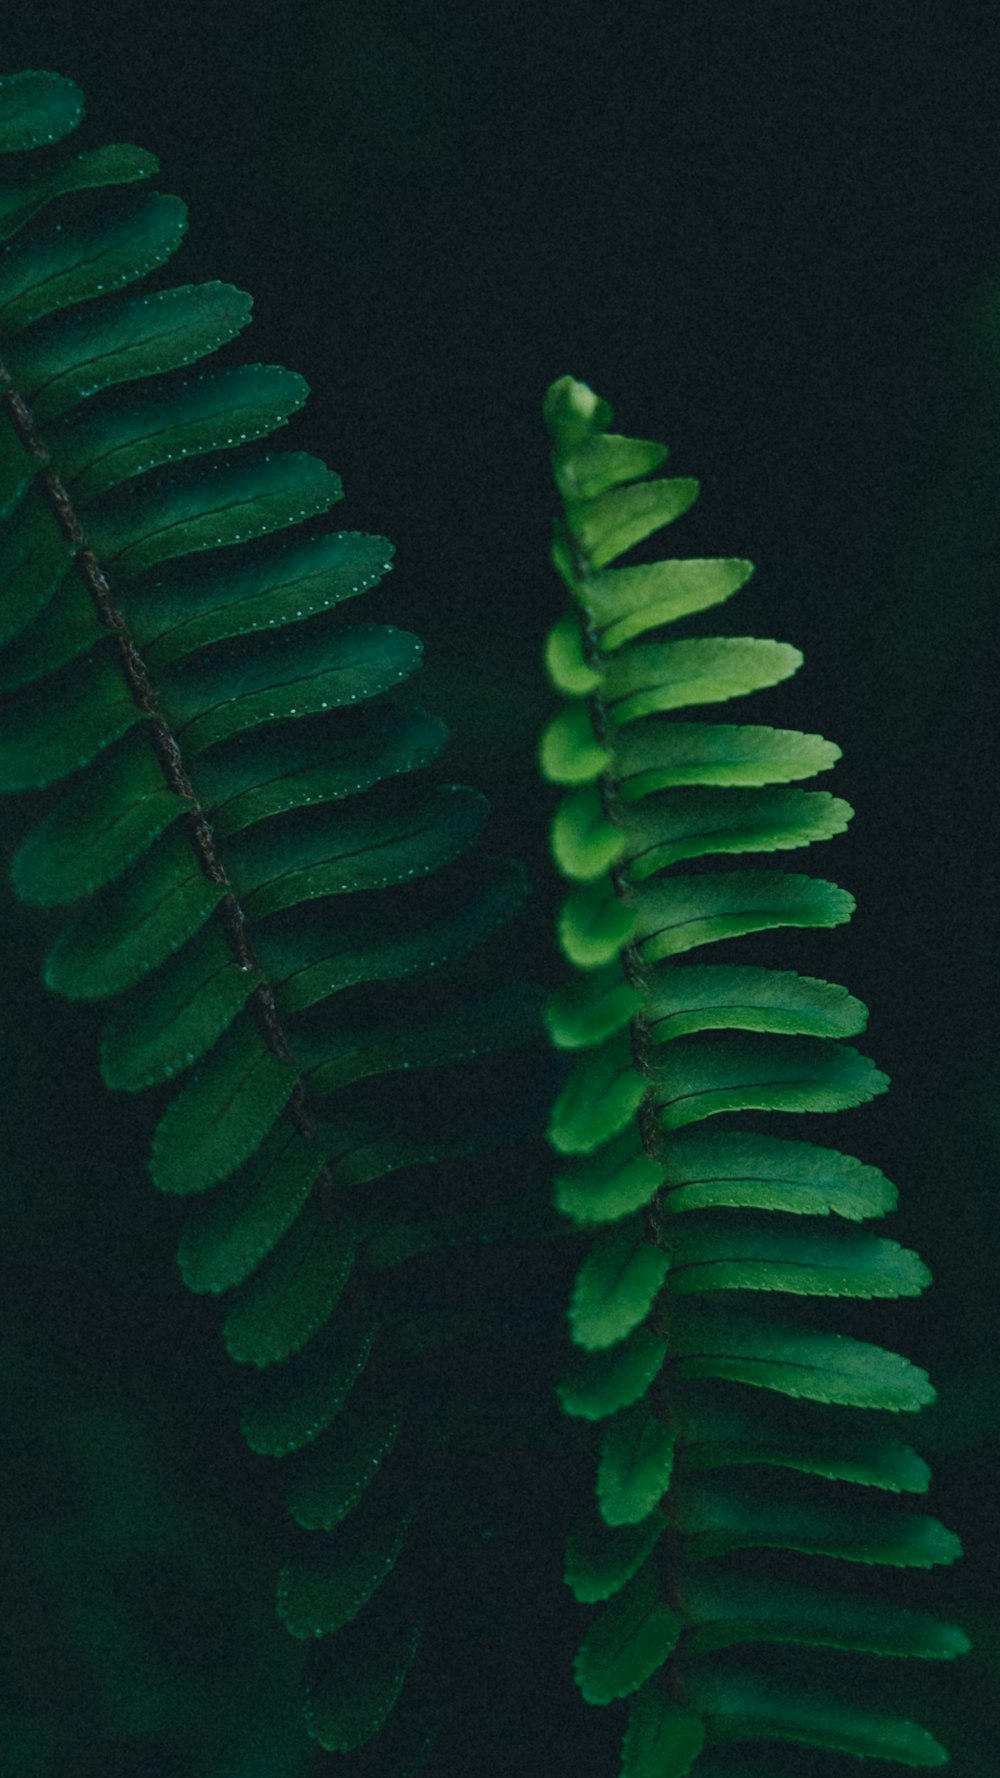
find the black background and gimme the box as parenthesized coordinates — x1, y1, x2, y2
(1, 3, 998, 1774)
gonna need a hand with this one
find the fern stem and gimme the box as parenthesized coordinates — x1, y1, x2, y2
(568, 542, 669, 1184)
(1, 368, 319, 1146)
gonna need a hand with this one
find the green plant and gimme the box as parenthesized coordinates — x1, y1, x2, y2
(0, 67, 550, 1769)
(538, 376, 967, 1769)
(0, 67, 966, 1776)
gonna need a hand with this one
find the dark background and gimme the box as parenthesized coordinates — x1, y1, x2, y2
(1, 3, 998, 1773)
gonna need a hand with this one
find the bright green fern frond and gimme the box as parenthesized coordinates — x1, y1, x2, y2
(539, 374, 965, 1771)
(0, 69, 543, 1762)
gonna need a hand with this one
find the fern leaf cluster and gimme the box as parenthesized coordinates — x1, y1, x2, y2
(0, 64, 968, 1775)
(0, 68, 543, 1765)
(540, 375, 967, 1771)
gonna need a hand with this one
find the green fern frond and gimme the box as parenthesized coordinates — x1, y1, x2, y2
(0, 68, 542, 1762)
(540, 374, 967, 1770)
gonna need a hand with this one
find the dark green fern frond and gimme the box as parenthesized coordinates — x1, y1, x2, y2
(539, 375, 967, 1772)
(0, 69, 544, 1764)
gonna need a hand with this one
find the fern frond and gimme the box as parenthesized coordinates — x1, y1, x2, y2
(540, 374, 967, 1770)
(0, 69, 543, 1761)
